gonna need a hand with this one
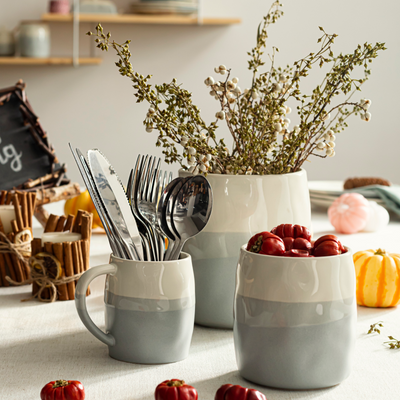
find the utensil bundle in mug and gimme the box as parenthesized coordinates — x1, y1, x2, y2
(69, 145, 213, 261)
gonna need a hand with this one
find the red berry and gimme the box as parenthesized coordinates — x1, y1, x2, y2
(293, 237, 312, 253)
(271, 224, 311, 242)
(247, 231, 285, 256)
(283, 237, 294, 251)
(313, 235, 345, 257)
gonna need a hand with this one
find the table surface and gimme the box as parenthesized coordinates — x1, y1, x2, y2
(1, 208, 400, 400)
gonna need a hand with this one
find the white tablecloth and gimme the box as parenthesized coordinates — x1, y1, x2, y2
(1, 210, 400, 399)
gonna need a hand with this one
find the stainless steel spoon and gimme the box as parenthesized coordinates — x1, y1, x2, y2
(169, 175, 213, 260)
(156, 177, 184, 260)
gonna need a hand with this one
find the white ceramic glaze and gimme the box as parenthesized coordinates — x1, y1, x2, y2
(106, 252, 195, 300)
(234, 246, 357, 389)
(236, 245, 355, 303)
(180, 169, 312, 329)
(181, 169, 311, 233)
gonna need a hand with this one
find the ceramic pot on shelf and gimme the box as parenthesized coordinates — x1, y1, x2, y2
(0, 27, 15, 56)
(18, 22, 50, 58)
(49, 0, 71, 14)
(180, 168, 311, 329)
(234, 246, 357, 389)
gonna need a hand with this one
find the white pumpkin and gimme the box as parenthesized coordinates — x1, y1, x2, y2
(362, 201, 390, 232)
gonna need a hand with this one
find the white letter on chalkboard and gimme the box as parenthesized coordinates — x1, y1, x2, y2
(3, 145, 23, 172)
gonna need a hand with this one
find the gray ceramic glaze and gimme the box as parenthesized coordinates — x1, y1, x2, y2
(105, 301, 195, 364)
(234, 246, 357, 389)
(75, 252, 195, 364)
(234, 295, 357, 389)
(184, 232, 248, 329)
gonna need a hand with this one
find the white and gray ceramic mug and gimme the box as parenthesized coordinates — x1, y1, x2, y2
(75, 252, 195, 364)
(234, 245, 357, 390)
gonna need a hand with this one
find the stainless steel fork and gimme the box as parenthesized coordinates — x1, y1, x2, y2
(137, 156, 163, 260)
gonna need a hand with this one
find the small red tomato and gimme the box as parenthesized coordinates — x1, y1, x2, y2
(282, 237, 294, 251)
(247, 231, 285, 256)
(271, 224, 311, 242)
(293, 237, 312, 253)
(313, 235, 345, 257)
(40, 380, 85, 400)
(155, 380, 198, 400)
(215, 384, 267, 400)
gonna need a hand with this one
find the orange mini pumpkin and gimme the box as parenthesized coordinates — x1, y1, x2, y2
(353, 249, 400, 307)
(64, 190, 102, 229)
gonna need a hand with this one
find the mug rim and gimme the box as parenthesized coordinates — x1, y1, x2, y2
(110, 251, 191, 263)
(240, 244, 352, 260)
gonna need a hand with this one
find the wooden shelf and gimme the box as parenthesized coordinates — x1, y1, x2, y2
(41, 13, 241, 25)
(0, 57, 102, 65)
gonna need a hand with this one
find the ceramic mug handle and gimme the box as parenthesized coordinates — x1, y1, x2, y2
(75, 263, 118, 347)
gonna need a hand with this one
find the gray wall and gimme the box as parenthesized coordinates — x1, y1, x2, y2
(0, 0, 398, 186)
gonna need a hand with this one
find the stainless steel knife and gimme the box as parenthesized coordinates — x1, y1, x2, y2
(88, 149, 143, 261)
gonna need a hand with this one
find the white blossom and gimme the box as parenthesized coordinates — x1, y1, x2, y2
(187, 156, 196, 166)
(215, 111, 225, 120)
(322, 113, 331, 121)
(204, 76, 215, 86)
(360, 98, 371, 110)
(272, 83, 282, 92)
(227, 80, 236, 90)
(279, 74, 288, 83)
(187, 146, 196, 155)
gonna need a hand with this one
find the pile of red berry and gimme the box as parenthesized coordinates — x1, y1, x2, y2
(247, 224, 346, 257)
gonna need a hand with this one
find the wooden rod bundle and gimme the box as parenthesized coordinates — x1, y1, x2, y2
(0, 191, 36, 287)
(31, 210, 93, 301)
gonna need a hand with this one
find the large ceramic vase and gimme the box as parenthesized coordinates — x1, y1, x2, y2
(181, 169, 311, 329)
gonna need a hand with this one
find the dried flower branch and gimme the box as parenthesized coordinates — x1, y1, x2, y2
(87, 2, 386, 175)
(384, 336, 400, 350)
(367, 321, 383, 334)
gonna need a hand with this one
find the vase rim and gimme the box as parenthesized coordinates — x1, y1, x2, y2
(179, 168, 305, 179)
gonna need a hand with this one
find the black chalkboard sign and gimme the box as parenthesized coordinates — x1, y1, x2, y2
(0, 81, 68, 191)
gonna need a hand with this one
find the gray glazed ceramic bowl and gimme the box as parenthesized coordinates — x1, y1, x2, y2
(233, 245, 357, 390)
